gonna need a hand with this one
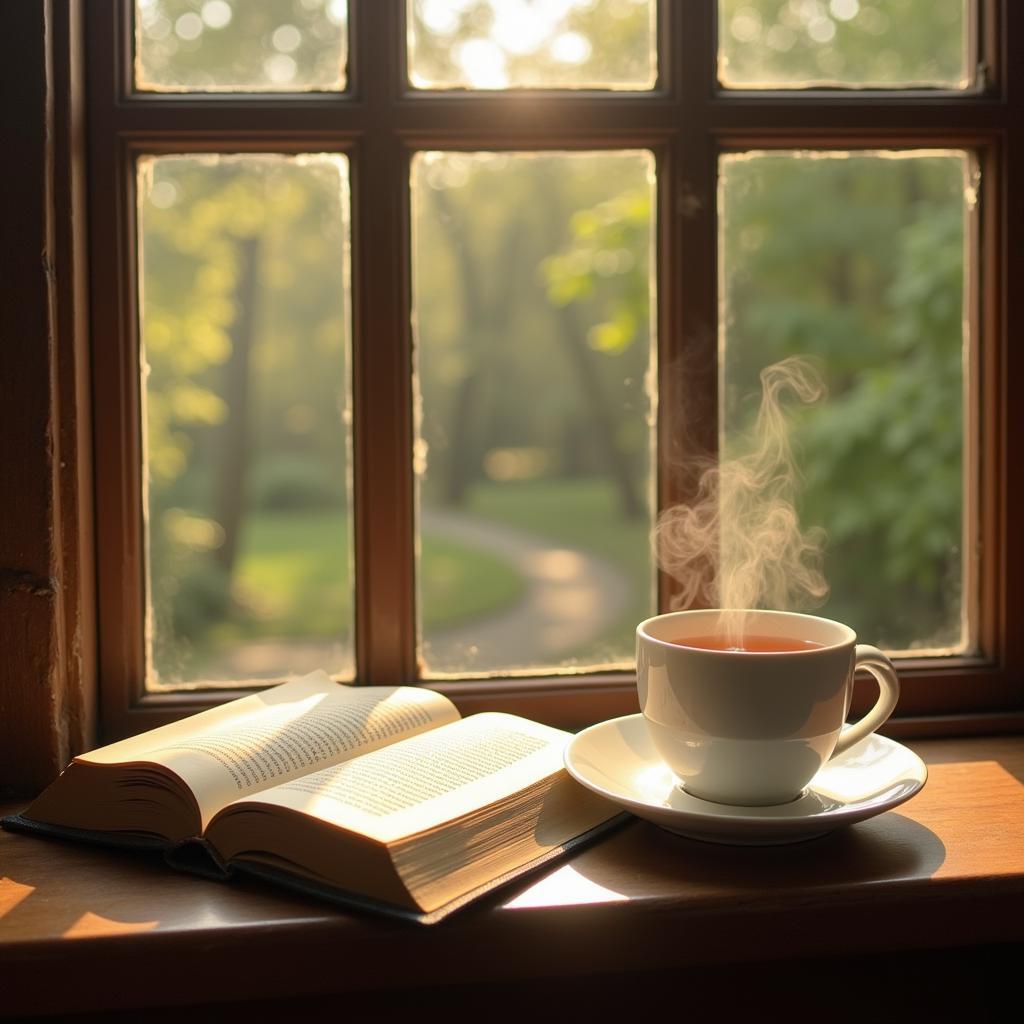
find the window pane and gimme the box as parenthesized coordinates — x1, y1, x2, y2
(408, 0, 656, 90)
(718, 150, 971, 653)
(139, 154, 353, 687)
(135, 0, 347, 92)
(718, 0, 970, 89)
(412, 151, 656, 676)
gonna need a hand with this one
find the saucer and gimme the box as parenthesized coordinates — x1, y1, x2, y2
(564, 714, 927, 845)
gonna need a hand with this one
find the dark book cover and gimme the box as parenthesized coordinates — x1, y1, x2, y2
(2, 811, 628, 924)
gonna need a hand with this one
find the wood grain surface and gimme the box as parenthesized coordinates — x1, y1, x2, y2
(1, 735, 1022, 1017)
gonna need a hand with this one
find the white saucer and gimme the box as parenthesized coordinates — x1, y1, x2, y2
(564, 714, 927, 845)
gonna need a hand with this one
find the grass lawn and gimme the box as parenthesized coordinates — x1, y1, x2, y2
(207, 510, 527, 647)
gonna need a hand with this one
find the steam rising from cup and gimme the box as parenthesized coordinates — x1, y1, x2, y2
(654, 357, 829, 645)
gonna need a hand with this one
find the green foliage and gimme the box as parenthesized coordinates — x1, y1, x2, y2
(137, 0, 347, 91)
(141, 154, 352, 681)
(148, 515, 233, 682)
(721, 153, 967, 649)
(413, 151, 654, 500)
(543, 187, 651, 355)
(541, 146, 968, 652)
(719, 0, 966, 88)
(250, 454, 347, 511)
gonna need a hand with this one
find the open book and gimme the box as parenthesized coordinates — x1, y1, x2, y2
(3, 672, 620, 922)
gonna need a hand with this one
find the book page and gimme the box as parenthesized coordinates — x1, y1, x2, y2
(241, 713, 570, 843)
(78, 672, 459, 827)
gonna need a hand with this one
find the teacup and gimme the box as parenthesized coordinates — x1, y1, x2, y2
(636, 609, 900, 806)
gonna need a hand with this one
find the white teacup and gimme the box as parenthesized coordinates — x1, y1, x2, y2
(636, 609, 900, 806)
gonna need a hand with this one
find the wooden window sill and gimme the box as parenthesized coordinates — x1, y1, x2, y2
(2, 735, 1023, 1017)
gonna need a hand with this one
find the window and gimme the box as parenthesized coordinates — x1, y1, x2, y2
(82, 1, 1020, 741)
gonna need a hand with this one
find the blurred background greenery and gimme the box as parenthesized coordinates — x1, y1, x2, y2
(718, 0, 966, 87)
(137, 0, 969, 685)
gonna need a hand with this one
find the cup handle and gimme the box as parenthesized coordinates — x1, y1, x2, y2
(831, 645, 901, 758)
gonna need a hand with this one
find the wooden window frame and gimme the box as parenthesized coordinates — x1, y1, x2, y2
(81, 0, 1023, 743)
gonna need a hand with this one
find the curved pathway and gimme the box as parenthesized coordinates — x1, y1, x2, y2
(201, 508, 634, 680)
(420, 507, 633, 673)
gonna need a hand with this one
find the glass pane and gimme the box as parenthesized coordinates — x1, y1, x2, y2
(408, 0, 656, 90)
(139, 154, 353, 687)
(716, 150, 971, 653)
(136, 0, 347, 92)
(719, 0, 970, 89)
(412, 151, 656, 675)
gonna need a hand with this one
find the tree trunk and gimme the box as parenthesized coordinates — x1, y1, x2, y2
(430, 187, 526, 506)
(554, 302, 646, 520)
(213, 235, 260, 575)
(536, 166, 646, 520)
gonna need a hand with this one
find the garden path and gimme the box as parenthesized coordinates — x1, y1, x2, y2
(419, 506, 632, 673)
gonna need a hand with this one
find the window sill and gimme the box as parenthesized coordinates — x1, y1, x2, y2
(2, 735, 1023, 1017)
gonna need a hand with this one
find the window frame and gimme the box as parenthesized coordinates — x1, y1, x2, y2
(83, 0, 1023, 742)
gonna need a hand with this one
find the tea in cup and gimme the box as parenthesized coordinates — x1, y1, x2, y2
(635, 609, 900, 806)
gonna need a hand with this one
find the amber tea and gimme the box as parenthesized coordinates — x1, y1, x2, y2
(670, 634, 825, 653)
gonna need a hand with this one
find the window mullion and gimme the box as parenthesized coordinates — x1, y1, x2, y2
(657, 0, 719, 614)
(87, 3, 150, 732)
(350, 0, 418, 684)
(996, 0, 1024, 681)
